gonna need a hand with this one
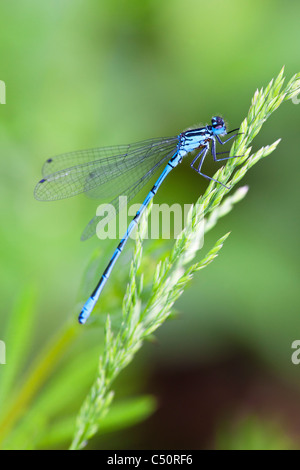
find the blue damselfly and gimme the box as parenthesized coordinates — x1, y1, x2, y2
(34, 116, 240, 324)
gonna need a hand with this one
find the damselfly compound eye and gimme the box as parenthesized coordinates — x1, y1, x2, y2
(211, 116, 225, 128)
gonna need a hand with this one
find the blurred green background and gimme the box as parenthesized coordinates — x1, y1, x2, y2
(0, 0, 300, 450)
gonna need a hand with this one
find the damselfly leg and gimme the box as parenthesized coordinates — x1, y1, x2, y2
(190, 146, 229, 189)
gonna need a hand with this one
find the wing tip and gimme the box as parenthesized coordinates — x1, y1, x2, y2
(80, 230, 95, 242)
(34, 178, 48, 201)
(80, 217, 98, 241)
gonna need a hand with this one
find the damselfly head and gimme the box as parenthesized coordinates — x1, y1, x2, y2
(211, 116, 226, 136)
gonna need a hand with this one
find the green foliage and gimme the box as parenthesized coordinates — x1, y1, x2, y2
(0, 286, 37, 409)
(70, 68, 300, 449)
(38, 395, 156, 449)
(216, 416, 294, 450)
(0, 68, 299, 450)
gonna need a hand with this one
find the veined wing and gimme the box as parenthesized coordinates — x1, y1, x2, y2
(81, 147, 176, 240)
(42, 144, 132, 177)
(34, 137, 178, 201)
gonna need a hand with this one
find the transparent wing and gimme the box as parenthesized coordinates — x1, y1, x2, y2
(81, 147, 175, 240)
(34, 137, 178, 201)
(42, 144, 132, 177)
